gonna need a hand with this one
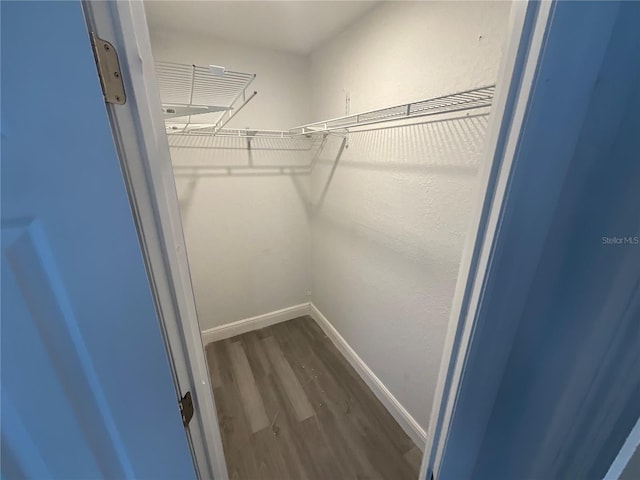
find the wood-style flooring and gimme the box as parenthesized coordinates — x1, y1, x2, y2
(205, 315, 422, 480)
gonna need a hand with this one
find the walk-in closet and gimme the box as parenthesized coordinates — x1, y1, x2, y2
(143, 1, 512, 478)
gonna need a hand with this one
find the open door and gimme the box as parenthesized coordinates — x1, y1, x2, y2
(424, 1, 640, 479)
(1, 1, 196, 477)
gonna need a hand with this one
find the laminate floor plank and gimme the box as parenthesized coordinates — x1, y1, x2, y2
(250, 426, 292, 480)
(208, 339, 235, 387)
(206, 315, 421, 480)
(404, 446, 424, 473)
(227, 341, 270, 433)
(273, 322, 374, 479)
(299, 315, 329, 342)
(205, 343, 223, 389)
(213, 384, 258, 480)
(289, 323, 415, 479)
(319, 335, 416, 456)
(240, 331, 272, 378)
(282, 322, 384, 480)
(265, 370, 341, 480)
(255, 374, 311, 480)
(262, 335, 315, 422)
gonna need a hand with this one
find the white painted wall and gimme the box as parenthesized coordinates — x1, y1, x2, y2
(148, 0, 510, 434)
(148, 28, 312, 330)
(309, 1, 510, 429)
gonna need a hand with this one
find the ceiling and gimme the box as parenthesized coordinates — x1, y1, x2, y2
(144, 1, 381, 55)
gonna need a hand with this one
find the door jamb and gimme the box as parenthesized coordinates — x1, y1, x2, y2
(419, 1, 553, 479)
(422, 0, 640, 478)
(82, 2, 227, 479)
(83, 1, 560, 479)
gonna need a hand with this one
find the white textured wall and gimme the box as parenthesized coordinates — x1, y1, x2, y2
(309, 1, 510, 429)
(148, 28, 312, 330)
(148, 0, 510, 432)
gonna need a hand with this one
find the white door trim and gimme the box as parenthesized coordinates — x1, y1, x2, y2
(423, 0, 639, 478)
(82, 2, 226, 479)
(85, 2, 628, 479)
(419, 2, 551, 477)
(85, 1, 549, 478)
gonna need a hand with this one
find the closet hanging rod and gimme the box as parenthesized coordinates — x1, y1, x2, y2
(168, 127, 309, 139)
(290, 85, 495, 135)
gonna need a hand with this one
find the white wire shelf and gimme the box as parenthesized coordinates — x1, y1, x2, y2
(166, 127, 303, 139)
(161, 84, 495, 142)
(290, 85, 495, 135)
(155, 61, 256, 130)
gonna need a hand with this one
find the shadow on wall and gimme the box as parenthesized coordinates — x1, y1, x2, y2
(309, 112, 490, 206)
(177, 174, 199, 216)
(309, 112, 490, 275)
(170, 135, 318, 174)
(312, 206, 461, 280)
(169, 111, 487, 177)
(314, 114, 489, 174)
(169, 111, 489, 252)
(169, 134, 319, 221)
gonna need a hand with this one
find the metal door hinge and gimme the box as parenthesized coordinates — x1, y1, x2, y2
(89, 32, 126, 105)
(179, 391, 194, 427)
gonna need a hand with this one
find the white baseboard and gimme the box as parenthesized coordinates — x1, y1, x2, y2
(201, 303, 310, 344)
(309, 303, 427, 449)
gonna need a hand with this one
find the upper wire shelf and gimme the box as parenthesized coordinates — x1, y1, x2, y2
(155, 61, 256, 132)
(160, 83, 495, 141)
(291, 85, 495, 135)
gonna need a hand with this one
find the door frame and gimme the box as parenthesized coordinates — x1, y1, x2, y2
(419, 2, 553, 478)
(82, 2, 227, 479)
(82, 1, 594, 479)
(423, 0, 640, 479)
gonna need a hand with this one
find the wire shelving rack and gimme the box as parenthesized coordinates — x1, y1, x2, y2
(155, 62, 495, 143)
(290, 85, 495, 135)
(155, 61, 257, 133)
